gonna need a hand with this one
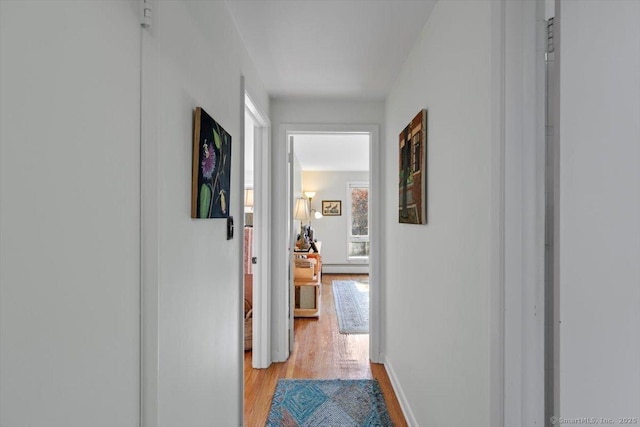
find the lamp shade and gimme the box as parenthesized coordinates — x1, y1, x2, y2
(304, 191, 316, 199)
(244, 188, 254, 207)
(293, 197, 309, 221)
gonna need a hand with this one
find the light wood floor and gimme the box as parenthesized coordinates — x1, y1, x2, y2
(243, 273, 407, 426)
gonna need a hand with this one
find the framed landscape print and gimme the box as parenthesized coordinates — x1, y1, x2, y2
(322, 200, 342, 216)
(191, 107, 232, 218)
(398, 109, 427, 224)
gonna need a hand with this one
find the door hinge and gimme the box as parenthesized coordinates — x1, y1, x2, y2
(252, 257, 258, 264)
(546, 18, 555, 54)
(140, 0, 152, 29)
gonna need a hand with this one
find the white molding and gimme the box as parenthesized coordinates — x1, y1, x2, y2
(275, 123, 382, 364)
(238, 76, 246, 427)
(551, 0, 561, 419)
(508, 0, 547, 425)
(367, 124, 382, 363)
(271, 124, 289, 363)
(140, 24, 159, 427)
(501, 1, 547, 426)
(383, 356, 418, 427)
(489, 0, 506, 426)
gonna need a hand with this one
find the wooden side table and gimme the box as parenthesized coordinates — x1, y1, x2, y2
(293, 280, 321, 317)
(293, 252, 322, 317)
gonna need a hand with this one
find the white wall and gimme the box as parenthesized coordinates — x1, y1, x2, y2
(0, 1, 141, 426)
(147, 2, 268, 426)
(559, 0, 640, 421)
(271, 99, 385, 126)
(383, 2, 496, 425)
(302, 171, 369, 267)
(0, 1, 267, 426)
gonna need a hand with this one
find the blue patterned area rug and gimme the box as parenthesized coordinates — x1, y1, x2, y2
(332, 280, 369, 334)
(267, 379, 392, 427)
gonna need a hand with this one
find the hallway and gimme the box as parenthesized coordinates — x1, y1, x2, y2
(2, 1, 639, 425)
(244, 274, 406, 426)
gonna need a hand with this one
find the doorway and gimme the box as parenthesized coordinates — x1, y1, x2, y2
(243, 91, 271, 369)
(290, 133, 371, 351)
(279, 124, 382, 364)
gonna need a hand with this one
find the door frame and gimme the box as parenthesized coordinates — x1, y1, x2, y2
(242, 89, 271, 370)
(276, 124, 382, 364)
(499, 0, 547, 425)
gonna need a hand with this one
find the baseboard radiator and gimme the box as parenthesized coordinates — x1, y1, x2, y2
(322, 264, 369, 274)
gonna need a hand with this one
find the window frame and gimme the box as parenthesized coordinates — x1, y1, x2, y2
(346, 181, 370, 262)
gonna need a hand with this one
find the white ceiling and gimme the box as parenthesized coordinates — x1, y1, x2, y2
(226, 0, 437, 99)
(293, 134, 369, 171)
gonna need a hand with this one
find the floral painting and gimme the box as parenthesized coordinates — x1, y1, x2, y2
(191, 107, 232, 218)
(398, 109, 427, 224)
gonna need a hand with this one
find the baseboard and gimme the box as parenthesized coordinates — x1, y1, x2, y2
(322, 265, 369, 274)
(383, 356, 419, 427)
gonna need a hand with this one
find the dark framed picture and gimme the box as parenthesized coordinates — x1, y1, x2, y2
(322, 200, 342, 216)
(191, 107, 232, 218)
(398, 109, 427, 224)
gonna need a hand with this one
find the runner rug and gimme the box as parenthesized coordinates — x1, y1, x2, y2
(332, 280, 369, 334)
(266, 379, 392, 427)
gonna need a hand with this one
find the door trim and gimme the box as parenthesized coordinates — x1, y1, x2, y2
(275, 124, 382, 363)
(140, 23, 159, 427)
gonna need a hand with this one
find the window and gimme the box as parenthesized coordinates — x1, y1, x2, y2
(347, 182, 369, 260)
(412, 133, 421, 172)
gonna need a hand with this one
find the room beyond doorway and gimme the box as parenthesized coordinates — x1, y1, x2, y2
(271, 123, 382, 369)
(288, 130, 376, 360)
(294, 133, 370, 274)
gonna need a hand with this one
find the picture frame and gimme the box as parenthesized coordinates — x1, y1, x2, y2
(322, 200, 342, 216)
(398, 109, 427, 224)
(191, 107, 232, 219)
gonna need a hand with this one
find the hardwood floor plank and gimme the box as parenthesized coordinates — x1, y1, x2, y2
(243, 273, 408, 426)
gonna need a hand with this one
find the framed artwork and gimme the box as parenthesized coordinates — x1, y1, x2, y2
(191, 107, 232, 218)
(322, 200, 342, 216)
(398, 109, 427, 224)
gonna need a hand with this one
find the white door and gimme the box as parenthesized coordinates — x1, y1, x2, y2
(244, 93, 271, 369)
(288, 135, 296, 352)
